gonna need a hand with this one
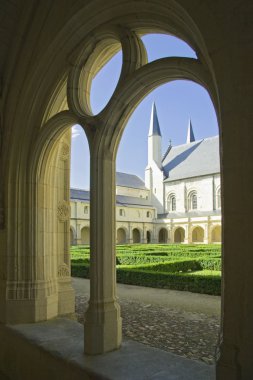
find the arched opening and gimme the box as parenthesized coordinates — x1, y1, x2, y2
(0, 3, 227, 378)
(117, 228, 127, 244)
(81, 226, 90, 245)
(192, 226, 204, 243)
(146, 230, 151, 243)
(90, 50, 122, 115)
(174, 227, 185, 243)
(132, 228, 141, 243)
(158, 228, 168, 243)
(141, 33, 197, 62)
(212, 225, 221, 243)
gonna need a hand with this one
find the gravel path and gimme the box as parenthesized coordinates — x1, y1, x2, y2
(74, 279, 220, 365)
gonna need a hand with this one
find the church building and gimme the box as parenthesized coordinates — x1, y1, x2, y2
(1, 1, 252, 378)
(70, 103, 221, 245)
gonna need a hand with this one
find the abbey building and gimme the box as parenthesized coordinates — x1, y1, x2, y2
(70, 103, 221, 245)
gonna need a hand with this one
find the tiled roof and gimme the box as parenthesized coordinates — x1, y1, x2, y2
(116, 172, 146, 189)
(70, 189, 152, 207)
(162, 136, 220, 181)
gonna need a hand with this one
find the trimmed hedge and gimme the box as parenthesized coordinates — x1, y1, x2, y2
(118, 257, 221, 272)
(70, 244, 221, 295)
(71, 263, 90, 278)
(71, 263, 221, 295)
(118, 259, 202, 273)
(116, 268, 221, 295)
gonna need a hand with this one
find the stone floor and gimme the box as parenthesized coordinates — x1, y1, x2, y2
(74, 279, 221, 366)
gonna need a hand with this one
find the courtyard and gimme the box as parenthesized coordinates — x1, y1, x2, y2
(73, 277, 220, 366)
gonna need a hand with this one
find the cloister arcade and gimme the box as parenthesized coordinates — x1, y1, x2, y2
(0, 1, 252, 379)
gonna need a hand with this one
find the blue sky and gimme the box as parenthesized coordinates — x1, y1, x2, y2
(70, 34, 219, 189)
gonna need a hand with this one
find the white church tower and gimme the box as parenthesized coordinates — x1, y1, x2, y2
(145, 102, 164, 213)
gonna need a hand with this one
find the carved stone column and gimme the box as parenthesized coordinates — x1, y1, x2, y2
(84, 153, 122, 354)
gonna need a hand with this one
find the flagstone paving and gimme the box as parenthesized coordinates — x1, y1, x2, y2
(73, 278, 220, 366)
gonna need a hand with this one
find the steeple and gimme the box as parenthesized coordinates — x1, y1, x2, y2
(186, 119, 195, 143)
(149, 102, 162, 137)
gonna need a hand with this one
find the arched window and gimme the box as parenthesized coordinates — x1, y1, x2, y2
(167, 194, 176, 212)
(119, 208, 125, 216)
(188, 191, 197, 210)
(146, 211, 151, 218)
(84, 205, 89, 214)
(216, 187, 221, 209)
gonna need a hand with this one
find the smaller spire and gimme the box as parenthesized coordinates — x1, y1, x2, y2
(149, 102, 162, 137)
(186, 119, 195, 143)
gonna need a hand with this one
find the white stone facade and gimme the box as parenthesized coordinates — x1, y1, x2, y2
(70, 107, 221, 245)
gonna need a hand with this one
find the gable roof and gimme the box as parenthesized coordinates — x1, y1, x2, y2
(162, 136, 220, 181)
(116, 172, 146, 189)
(70, 189, 152, 207)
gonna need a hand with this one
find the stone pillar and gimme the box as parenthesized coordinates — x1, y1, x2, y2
(84, 153, 122, 354)
(188, 223, 192, 244)
(128, 224, 133, 244)
(142, 224, 147, 243)
(184, 224, 189, 244)
(76, 223, 82, 245)
(203, 223, 209, 244)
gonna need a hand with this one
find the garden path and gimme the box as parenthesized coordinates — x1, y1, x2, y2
(72, 277, 221, 365)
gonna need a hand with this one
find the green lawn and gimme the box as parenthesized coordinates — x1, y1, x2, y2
(71, 244, 221, 295)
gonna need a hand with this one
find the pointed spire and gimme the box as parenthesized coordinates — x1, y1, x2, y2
(186, 119, 195, 143)
(149, 102, 162, 137)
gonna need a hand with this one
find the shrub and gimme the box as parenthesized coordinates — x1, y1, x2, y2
(116, 268, 221, 295)
(71, 263, 90, 278)
(119, 259, 202, 273)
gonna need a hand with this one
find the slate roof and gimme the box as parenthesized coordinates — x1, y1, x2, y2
(162, 136, 220, 182)
(70, 189, 152, 207)
(71, 189, 90, 201)
(157, 209, 221, 219)
(116, 195, 152, 207)
(116, 172, 146, 189)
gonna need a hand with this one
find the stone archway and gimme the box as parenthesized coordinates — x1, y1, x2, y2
(117, 228, 127, 244)
(192, 226, 204, 243)
(174, 227, 185, 243)
(211, 225, 221, 243)
(158, 228, 168, 243)
(81, 227, 90, 245)
(132, 228, 141, 243)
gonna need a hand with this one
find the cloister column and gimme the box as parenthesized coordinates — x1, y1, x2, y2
(76, 223, 82, 245)
(84, 149, 122, 354)
(128, 225, 133, 244)
(204, 224, 209, 244)
(184, 225, 189, 244)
